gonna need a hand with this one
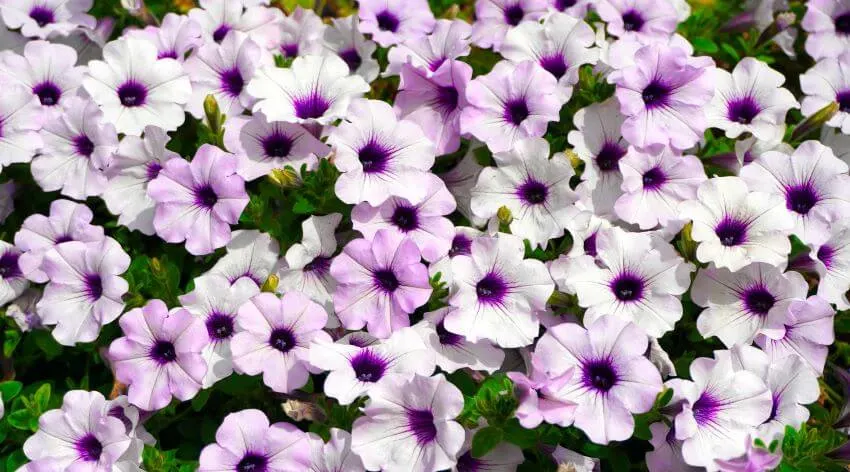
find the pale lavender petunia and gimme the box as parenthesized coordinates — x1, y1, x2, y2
(124, 12, 203, 61)
(322, 15, 379, 82)
(307, 428, 365, 472)
(756, 295, 835, 375)
(276, 7, 325, 57)
(508, 366, 577, 428)
(357, 0, 435, 47)
(438, 142, 487, 226)
(596, 0, 679, 42)
(713, 437, 783, 472)
(0, 0, 95, 39)
(646, 422, 699, 472)
(207, 229, 280, 287)
(800, 51, 850, 134)
(811, 221, 850, 309)
(386, 19, 471, 77)
(187, 0, 283, 49)
(547, 0, 591, 16)
(470, 0, 548, 51)
(802, 0, 850, 60)
(414, 307, 504, 374)
(0, 241, 27, 307)
(51, 16, 113, 65)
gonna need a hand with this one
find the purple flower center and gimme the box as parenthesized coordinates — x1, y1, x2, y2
(835, 12, 850, 35)
(350, 349, 387, 382)
(503, 98, 530, 125)
(837, 90, 850, 112)
(596, 141, 626, 172)
(194, 185, 218, 209)
(117, 81, 148, 108)
(158, 50, 178, 60)
(785, 182, 819, 215)
(358, 139, 392, 174)
(818, 244, 835, 269)
(293, 92, 330, 120)
(206, 313, 235, 340)
(456, 452, 482, 472)
(539, 54, 568, 79)
(743, 285, 775, 315)
(476, 272, 508, 305)
(220, 68, 244, 97)
(84, 273, 103, 301)
(281, 43, 299, 58)
(641, 79, 670, 109)
(304, 256, 332, 276)
(428, 57, 447, 72)
(436, 86, 460, 113)
(213, 24, 231, 43)
(0, 251, 21, 279)
(55, 234, 73, 244)
(714, 216, 748, 247)
(642, 166, 667, 190)
(621, 10, 645, 32)
(108, 405, 133, 431)
(33, 82, 61, 107)
(582, 358, 618, 392)
(261, 131, 293, 158)
(406, 409, 437, 445)
(554, 0, 577, 11)
(236, 452, 268, 472)
(150, 340, 177, 364)
(726, 96, 762, 124)
(449, 234, 473, 257)
(146, 161, 163, 181)
(436, 321, 463, 346)
(767, 392, 780, 422)
(517, 179, 549, 205)
(73, 135, 95, 158)
(269, 327, 296, 353)
(583, 232, 598, 257)
(75, 434, 103, 462)
(29, 6, 55, 27)
(375, 10, 400, 32)
(391, 205, 419, 232)
(373, 269, 400, 293)
(610, 272, 643, 302)
(339, 48, 362, 72)
(503, 4, 525, 26)
(692, 392, 721, 426)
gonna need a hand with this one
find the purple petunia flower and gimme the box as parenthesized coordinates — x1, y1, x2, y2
(207, 229, 280, 288)
(811, 221, 850, 309)
(533, 316, 663, 444)
(470, 0, 548, 51)
(351, 373, 465, 472)
(646, 422, 697, 472)
(508, 366, 578, 428)
(15, 199, 104, 283)
(51, 16, 113, 65)
(455, 430, 525, 472)
(109, 299, 207, 411)
(713, 436, 783, 472)
(428, 226, 483, 289)
(37, 238, 129, 346)
(307, 428, 365, 472)
(125, 12, 203, 62)
(198, 409, 310, 472)
(385, 19, 471, 77)
(0, 241, 27, 307)
(800, 52, 850, 137)
(438, 142, 487, 227)
(0, 0, 95, 39)
(330, 229, 432, 338)
(460, 60, 563, 153)
(330, 99, 436, 206)
(323, 15, 379, 82)
(756, 295, 835, 375)
(547, 0, 592, 17)
(611, 43, 715, 151)
(148, 144, 250, 256)
(357, 0, 435, 47)
(802, 0, 850, 60)
(83, 37, 192, 136)
(277, 214, 342, 315)
(596, 0, 679, 42)
(564, 211, 612, 259)
(187, 0, 283, 49)
(276, 7, 325, 58)
(231, 292, 331, 393)
(414, 307, 504, 374)
(309, 326, 435, 405)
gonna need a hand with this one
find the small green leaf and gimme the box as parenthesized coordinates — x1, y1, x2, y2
(34, 383, 51, 412)
(471, 426, 503, 458)
(691, 37, 718, 53)
(191, 389, 211, 412)
(7, 409, 35, 431)
(5, 449, 27, 471)
(0, 381, 23, 401)
(292, 197, 316, 215)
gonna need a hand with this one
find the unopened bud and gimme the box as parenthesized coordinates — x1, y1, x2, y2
(282, 399, 326, 423)
(496, 206, 512, 225)
(261, 274, 279, 293)
(791, 102, 839, 143)
(150, 257, 163, 274)
(203, 94, 222, 134)
(268, 168, 301, 188)
(756, 12, 797, 48)
(562, 149, 581, 169)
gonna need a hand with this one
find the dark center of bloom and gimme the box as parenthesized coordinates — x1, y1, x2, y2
(582, 359, 618, 392)
(785, 183, 819, 215)
(117, 81, 148, 108)
(84, 273, 103, 301)
(158, 50, 178, 60)
(350, 349, 387, 382)
(767, 392, 780, 422)
(391, 205, 419, 232)
(641, 79, 670, 109)
(206, 313, 235, 340)
(29, 6, 54, 26)
(261, 132, 293, 158)
(269, 327, 296, 353)
(406, 409, 437, 445)
(503, 98, 530, 125)
(621, 10, 645, 32)
(554, 0, 577, 11)
(584, 232, 598, 257)
(339, 48, 362, 72)
(539, 54, 568, 80)
(476, 272, 508, 305)
(194, 185, 218, 209)
(236, 453, 268, 472)
(304, 256, 332, 276)
(358, 139, 392, 174)
(455, 452, 482, 472)
(692, 392, 721, 426)
(504, 4, 525, 26)
(714, 216, 748, 247)
(428, 57, 446, 71)
(75, 434, 103, 462)
(449, 234, 473, 257)
(835, 12, 850, 35)
(33, 82, 61, 106)
(596, 141, 627, 172)
(220, 68, 244, 97)
(726, 96, 762, 124)
(55, 234, 73, 244)
(293, 92, 330, 120)
(642, 166, 667, 190)
(837, 90, 850, 112)
(818, 244, 835, 269)
(436, 321, 463, 346)
(73, 135, 95, 158)
(212, 24, 230, 43)
(281, 43, 299, 58)
(610, 272, 643, 302)
(373, 269, 400, 292)
(0, 251, 21, 279)
(376, 10, 400, 32)
(436, 85, 460, 113)
(517, 179, 549, 205)
(151, 340, 177, 364)
(743, 286, 775, 315)
(146, 161, 163, 181)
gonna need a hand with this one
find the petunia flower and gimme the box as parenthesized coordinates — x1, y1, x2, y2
(427, 226, 483, 290)
(596, 0, 679, 42)
(385, 19, 471, 76)
(454, 430, 524, 472)
(438, 142, 487, 227)
(187, 0, 283, 49)
(646, 422, 699, 472)
(231, 292, 331, 393)
(756, 295, 835, 375)
(470, 0, 549, 51)
(0, 0, 95, 39)
(811, 221, 850, 309)
(800, 51, 850, 134)
(277, 213, 342, 315)
(507, 366, 578, 428)
(108, 300, 207, 411)
(357, 0, 435, 47)
(713, 436, 783, 472)
(533, 316, 663, 444)
(351, 373, 465, 472)
(148, 144, 250, 256)
(0, 241, 27, 307)
(276, 7, 325, 58)
(550, 227, 694, 337)
(322, 15, 379, 82)
(83, 37, 192, 135)
(37, 238, 129, 346)
(51, 16, 113, 65)
(414, 307, 504, 374)
(124, 12, 203, 61)
(330, 229, 432, 338)
(802, 0, 850, 60)
(547, 0, 592, 16)
(207, 230, 280, 287)
(564, 211, 612, 259)
(307, 428, 365, 472)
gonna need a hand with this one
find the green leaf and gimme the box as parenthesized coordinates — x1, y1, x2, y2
(5, 450, 27, 471)
(292, 196, 316, 215)
(7, 409, 35, 431)
(691, 37, 719, 53)
(471, 426, 503, 458)
(34, 383, 51, 412)
(191, 389, 211, 412)
(0, 381, 23, 401)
